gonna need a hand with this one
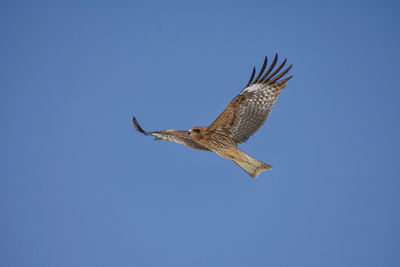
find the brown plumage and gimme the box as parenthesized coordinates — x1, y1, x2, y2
(133, 54, 293, 178)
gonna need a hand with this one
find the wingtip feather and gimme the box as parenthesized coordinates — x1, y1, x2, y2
(132, 116, 148, 135)
(245, 67, 256, 87)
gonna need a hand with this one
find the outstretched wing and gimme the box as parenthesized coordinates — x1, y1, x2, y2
(209, 54, 292, 144)
(133, 117, 210, 151)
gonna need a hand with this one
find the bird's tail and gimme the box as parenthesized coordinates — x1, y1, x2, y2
(232, 149, 272, 178)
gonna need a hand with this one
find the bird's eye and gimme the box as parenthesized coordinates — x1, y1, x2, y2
(193, 129, 200, 133)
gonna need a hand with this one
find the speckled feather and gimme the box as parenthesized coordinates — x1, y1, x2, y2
(210, 54, 292, 144)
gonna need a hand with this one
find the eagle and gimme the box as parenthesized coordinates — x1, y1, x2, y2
(133, 54, 293, 178)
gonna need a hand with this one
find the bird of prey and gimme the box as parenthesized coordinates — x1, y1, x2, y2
(133, 54, 292, 178)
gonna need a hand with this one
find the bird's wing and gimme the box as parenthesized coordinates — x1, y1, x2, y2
(133, 117, 210, 151)
(209, 54, 292, 144)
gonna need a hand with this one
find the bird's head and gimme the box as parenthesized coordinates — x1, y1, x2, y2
(188, 127, 206, 142)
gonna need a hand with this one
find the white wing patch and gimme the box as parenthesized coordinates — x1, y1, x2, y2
(244, 84, 264, 93)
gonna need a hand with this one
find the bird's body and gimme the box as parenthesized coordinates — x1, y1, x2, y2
(133, 54, 292, 178)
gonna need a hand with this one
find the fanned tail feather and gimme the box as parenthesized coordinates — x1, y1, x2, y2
(232, 149, 272, 178)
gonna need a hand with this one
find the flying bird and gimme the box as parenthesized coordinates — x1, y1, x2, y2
(133, 54, 292, 178)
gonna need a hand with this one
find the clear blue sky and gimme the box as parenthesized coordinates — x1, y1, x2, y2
(1, 1, 399, 266)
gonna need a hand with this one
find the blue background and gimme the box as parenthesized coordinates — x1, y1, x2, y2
(1, 1, 399, 266)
